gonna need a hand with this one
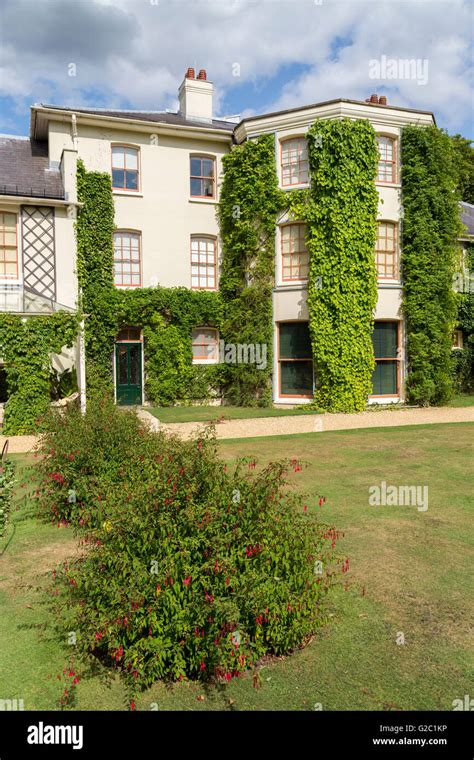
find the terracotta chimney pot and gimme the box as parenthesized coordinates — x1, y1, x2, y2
(185, 67, 195, 79)
(197, 69, 207, 81)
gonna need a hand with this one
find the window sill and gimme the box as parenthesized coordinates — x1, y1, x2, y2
(113, 190, 143, 198)
(375, 182, 401, 190)
(192, 359, 219, 365)
(189, 197, 218, 205)
(377, 280, 402, 288)
(280, 184, 310, 192)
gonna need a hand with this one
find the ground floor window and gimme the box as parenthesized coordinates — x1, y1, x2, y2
(278, 322, 313, 397)
(371, 321, 400, 396)
(192, 327, 219, 364)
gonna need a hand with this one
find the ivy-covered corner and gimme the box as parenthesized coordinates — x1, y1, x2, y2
(401, 125, 463, 406)
(0, 312, 80, 434)
(287, 119, 379, 412)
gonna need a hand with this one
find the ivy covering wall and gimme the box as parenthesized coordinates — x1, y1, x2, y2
(401, 126, 462, 405)
(0, 312, 80, 434)
(218, 134, 284, 405)
(76, 161, 223, 405)
(289, 119, 379, 411)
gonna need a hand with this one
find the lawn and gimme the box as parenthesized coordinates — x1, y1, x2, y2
(147, 405, 321, 424)
(147, 394, 474, 423)
(0, 422, 473, 710)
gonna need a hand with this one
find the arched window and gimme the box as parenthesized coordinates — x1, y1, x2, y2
(111, 145, 140, 191)
(376, 136, 397, 183)
(191, 235, 217, 289)
(190, 155, 215, 198)
(191, 327, 219, 364)
(281, 137, 308, 187)
(113, 231, 141, 287)
(375, 222, 398, 280)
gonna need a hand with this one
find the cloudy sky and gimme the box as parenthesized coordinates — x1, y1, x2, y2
(0, 0, 472, 137)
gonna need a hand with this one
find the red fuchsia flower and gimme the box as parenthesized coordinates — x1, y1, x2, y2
(225, 577, 230, 586)
(197, 442, 203, 450)
(72, 677, 79, 685)
(130, 701, 136, 711)
(304, 505, 308, 514)
(200, 661, 206, 672)
(67, 454, 74, 461)
(342, 558, 350, 574)
(204, 591, 215, 604)
(68, 670, 75, 677)
(183, 576, 192, 587)
(95, 632, 103, 641)
(248, 460, 256, 469)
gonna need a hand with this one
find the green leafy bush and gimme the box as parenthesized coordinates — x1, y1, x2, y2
(37, 401, 339, 689)
(0, 456, 15, 538)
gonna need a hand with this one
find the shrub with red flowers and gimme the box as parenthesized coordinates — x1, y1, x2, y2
(43, 400, 339, 689)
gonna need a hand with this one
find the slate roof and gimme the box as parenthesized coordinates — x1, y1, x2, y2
(0, 136, 64, 199)
(460, 201, 474, 238)
(39, 104, 235, 132)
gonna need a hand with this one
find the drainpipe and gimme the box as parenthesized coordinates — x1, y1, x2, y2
(71, 113, 78, 150)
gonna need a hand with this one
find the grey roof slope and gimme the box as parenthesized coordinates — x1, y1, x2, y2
(460, 201, 474, 238)
(39, 104, 235, 132)
(0, 136, 64, 199)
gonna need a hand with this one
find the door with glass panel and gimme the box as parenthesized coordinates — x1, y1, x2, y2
(115, 343, 142, 405)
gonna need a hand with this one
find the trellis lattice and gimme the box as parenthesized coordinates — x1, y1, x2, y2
(21, 206, 56, 299)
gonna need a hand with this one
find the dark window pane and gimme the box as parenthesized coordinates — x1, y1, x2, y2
(372, 360, 398, 395)
(125, 171, 138, 190)
(0, 366, 7, 403)
(129, 346, 141, 385)
(112, 169, 125, 188)
(117, 347, 128, 385)
(281, 361, 313, 395)
(279, 322, 312, 359)
(190, 178, 202, 196)
(372, 322, 398, 358)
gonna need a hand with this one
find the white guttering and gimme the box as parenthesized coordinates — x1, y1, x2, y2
(32, 106, 234, 144)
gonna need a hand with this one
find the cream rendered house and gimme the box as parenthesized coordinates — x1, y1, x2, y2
(0, 69, 435, 409)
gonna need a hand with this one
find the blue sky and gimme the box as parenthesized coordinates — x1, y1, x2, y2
(0, 0, 472, 139)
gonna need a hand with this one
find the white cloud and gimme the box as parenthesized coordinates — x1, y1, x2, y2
(0, 0, 472, 135)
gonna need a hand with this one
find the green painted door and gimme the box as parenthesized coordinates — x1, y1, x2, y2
(115, 343, 142, 405)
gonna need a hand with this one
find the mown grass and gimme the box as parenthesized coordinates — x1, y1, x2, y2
(0, 423, 472, 710)
(147, 395, 474, 423)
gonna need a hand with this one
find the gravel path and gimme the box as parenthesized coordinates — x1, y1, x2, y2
(158, 405, 474, 440)
(2, 406, 473, 453)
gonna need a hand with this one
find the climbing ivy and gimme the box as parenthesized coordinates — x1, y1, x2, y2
(288, 119, 379, 411)
(218, 134, 285, 405)
(0, 312, 80, 434)
(401, 125, 462, 405)
(75, 159, 116, 394)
